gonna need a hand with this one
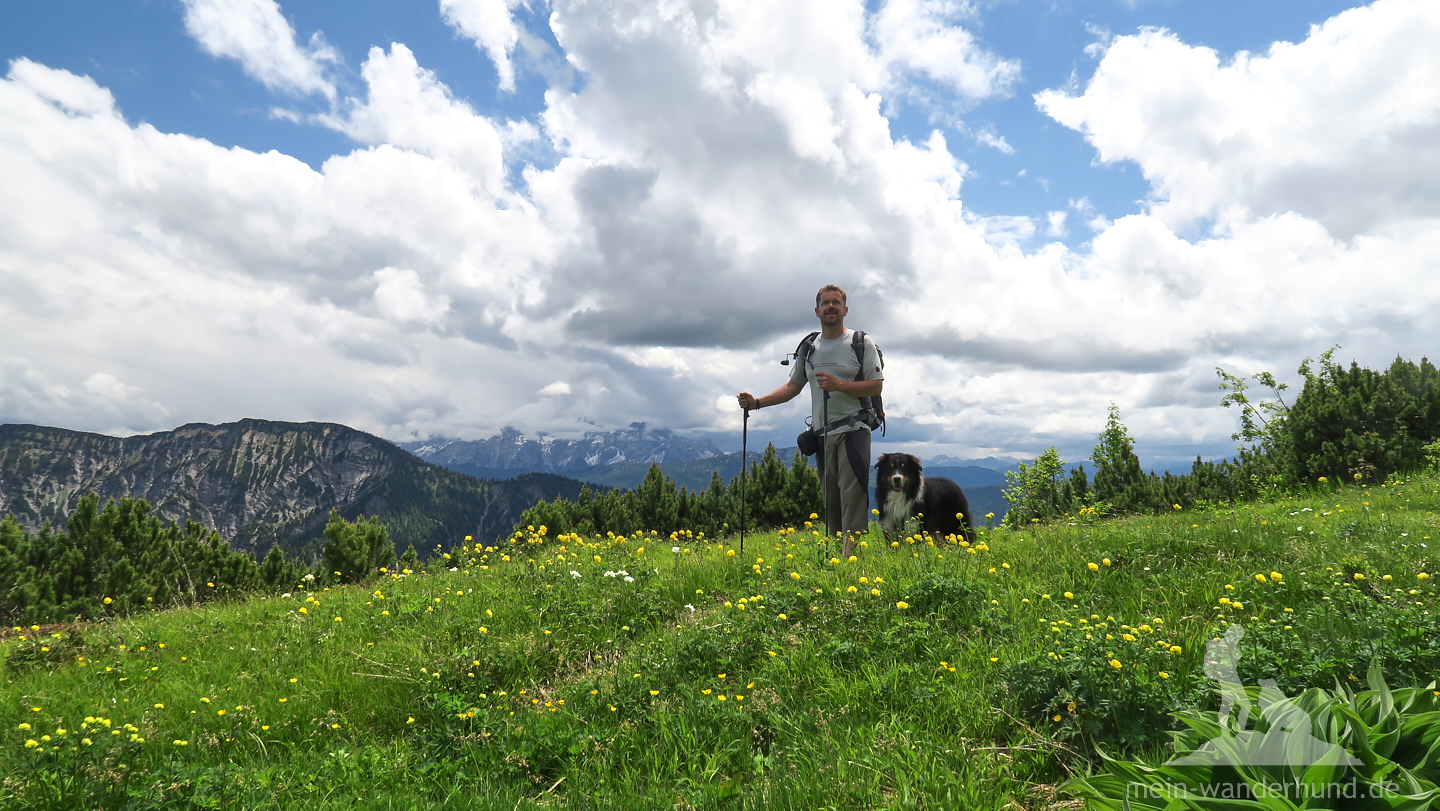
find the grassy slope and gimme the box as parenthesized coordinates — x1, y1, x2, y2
(2, 475, 1437, 810)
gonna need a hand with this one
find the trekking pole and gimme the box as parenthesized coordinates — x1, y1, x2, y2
(740, 406, 749, 555)
(820, 389, 830, 564)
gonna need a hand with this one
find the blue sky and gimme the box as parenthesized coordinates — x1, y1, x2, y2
(2, 0, 1436, 471)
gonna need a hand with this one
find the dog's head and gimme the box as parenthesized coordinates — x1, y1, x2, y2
(875, 453, 922, 493)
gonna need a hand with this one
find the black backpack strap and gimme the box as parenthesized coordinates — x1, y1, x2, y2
(849, 330, 886, 436)
(794, 331, 820, 369)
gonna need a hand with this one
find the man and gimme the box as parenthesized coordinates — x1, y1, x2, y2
(737, 284, 883, 557)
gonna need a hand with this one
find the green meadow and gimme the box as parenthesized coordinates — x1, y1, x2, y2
(3, 475, 1437, 810)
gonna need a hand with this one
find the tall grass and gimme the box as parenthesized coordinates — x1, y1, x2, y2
(3, 474, 1437, 809)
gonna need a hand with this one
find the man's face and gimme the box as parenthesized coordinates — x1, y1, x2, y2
(815, 293, 847, 325)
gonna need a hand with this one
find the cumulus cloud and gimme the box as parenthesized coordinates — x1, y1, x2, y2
(180, 0, 338, 99)
(440, 0, 527, 93)
(1036, 0, 1440, 237)
(3, 0, 1439, 467)
(870, 0, 1021, 102)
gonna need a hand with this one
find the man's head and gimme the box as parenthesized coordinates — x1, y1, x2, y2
(815, 284, 848, 327)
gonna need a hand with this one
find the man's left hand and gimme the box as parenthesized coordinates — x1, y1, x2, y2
(816, 372, 844, 392)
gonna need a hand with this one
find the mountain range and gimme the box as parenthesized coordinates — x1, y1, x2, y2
(0, 421, 590, 559)
(400, 434, 1013, 522)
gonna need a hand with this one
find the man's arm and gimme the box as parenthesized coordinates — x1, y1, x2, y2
(814, 375, 882, 397)
(737, 379, 805, 410)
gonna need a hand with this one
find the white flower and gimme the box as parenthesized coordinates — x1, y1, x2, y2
(449, 567, 458, 572)
(304, 574, 315, 581)
(281, 593, 292, 598)
(604, 571, 617, 578)
(624, 576, 635, 583)
(685, 604, 695, 612)
(570, 570, 581, 578)
(672, 546, 680, 553)
(618, 570, 629, 577)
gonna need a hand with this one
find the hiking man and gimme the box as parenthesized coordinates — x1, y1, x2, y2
(737, 284, 883, 557)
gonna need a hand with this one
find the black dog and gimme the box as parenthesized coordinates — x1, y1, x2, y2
(874, 453, 976, 543)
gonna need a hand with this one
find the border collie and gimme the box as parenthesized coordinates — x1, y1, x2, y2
(874, 453, 976, 543)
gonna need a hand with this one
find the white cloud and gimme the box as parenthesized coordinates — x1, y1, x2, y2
(373, 268, 452, 325)
(1036, 0, 1440, 237)
(1045, 210, 1067, 238)
(870, 0, 1020, 102)
(3, 0, 1440, 465)
(440, 0, 528, 93)
(180, 0, 338, 99)
(322, 44, 510, 193)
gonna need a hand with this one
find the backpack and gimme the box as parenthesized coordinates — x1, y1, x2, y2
(793, 329, 886, 435)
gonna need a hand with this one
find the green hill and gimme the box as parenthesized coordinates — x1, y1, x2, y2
(3, 470, 1436, 809)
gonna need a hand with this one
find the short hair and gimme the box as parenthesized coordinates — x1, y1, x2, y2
(815, 284, 847, 306)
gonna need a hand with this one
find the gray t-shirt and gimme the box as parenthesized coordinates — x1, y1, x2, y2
(788, 329, 884, 434)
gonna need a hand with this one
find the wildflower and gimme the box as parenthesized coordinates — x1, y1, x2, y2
(989, 657, 998, 662)
(479, 627, 488, 634)
(25, 739, 39, 748)
(871, 589, 881, 596)
(847, 586, 857, 593)
(1102, 559, 1110, 566)
(790, 572, 801, 580)
(1053, 714, 1063, 722)
(1109, 659, 1122, 669)
(650, 690, 659, 696)
(1354, 573, 1365, 581)
(1270, 571, 1283, 581)
(1087, 563, 1099, 571)
(104, 597, 113, 605)
(768, 651, 777, 657)
(1159, 672, 1170, 679)
(1063, 592, 1074, 600)
(1255, 574, 1267, 583)
(896, 601, 909, 610)
(1419, 573, 1430, 580)
(1169, 646, 1182, 654)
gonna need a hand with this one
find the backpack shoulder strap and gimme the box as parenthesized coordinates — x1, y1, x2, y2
(794, 331, 820, 367)
(851, 330, 867, 380)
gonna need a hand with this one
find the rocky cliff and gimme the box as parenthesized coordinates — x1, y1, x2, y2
(0, 420, 590, 558)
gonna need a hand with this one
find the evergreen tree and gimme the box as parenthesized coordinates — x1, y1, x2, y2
(321, 511, 395, 584)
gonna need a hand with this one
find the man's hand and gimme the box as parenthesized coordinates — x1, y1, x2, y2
(815, 372, 844, 392)
(737, 392, 759, 410)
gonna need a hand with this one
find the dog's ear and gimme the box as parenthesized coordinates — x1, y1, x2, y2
(911, 454, 923, 473)
(873, 453, 886, 468)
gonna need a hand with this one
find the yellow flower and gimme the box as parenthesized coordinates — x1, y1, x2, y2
(1159, 671, 1170, 679)
(1270, 571, 1283, 581)
(790, 572, 801, 580)
(871, 589, 881, 596)
(649, 690, 659, 696)
(1087, 562, 1099, 571)
(1169, 646, 1182, 654)
(1109, 659, 1122, 669)
(479, 627, 488, 634)
(1053, 714, 1062, 722)
(16, 723, 31, 731)
(1419, 573, 1430, 580)
(25, 739, 39, 748)
(104, 597, 113, 605)
(1255, 574, 1267, 583)
(846, 586, 857, 593)
(1102, 558, 1110, 566)
(1353, 573, 1365, 581)
(1063, 592, 1074, 600)
(896, 601, 909, 610)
